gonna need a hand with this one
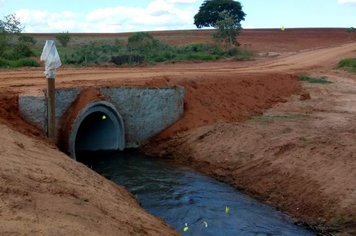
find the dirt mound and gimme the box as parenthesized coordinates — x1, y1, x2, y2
(0, 123, 179, 235)
(0, 89, 45, 139)
(156, 73, 301, 139)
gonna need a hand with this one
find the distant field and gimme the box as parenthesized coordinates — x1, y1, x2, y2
(28, 28, 354, 53)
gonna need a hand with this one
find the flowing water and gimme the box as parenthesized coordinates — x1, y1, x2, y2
(79, 152, 314, 236)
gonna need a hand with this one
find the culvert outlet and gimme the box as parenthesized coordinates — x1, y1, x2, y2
(68, 101, 125, 160)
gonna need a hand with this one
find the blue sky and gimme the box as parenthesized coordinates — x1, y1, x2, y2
(0, 0, 355, 33)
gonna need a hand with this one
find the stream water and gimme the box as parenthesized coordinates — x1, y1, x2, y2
(79, 151, 314, 236)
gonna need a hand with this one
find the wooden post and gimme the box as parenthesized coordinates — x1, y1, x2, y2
(41, 40, 61, 141)
(47, 78, 55, 140)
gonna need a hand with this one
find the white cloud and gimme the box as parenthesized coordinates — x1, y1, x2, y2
(17, 0, 198, 33)
(337, 0, 356, 4)
(16, 9, 79, 32)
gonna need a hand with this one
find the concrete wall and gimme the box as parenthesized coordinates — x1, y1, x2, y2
(19, 95, 47, 131)
(101, 87, 184, 147)
(19, 86, 184, 148)
(19, 88, 81, 134)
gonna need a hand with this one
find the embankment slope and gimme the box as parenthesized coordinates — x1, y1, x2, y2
(0, 122, 178, 235)
(0, 29, 354, 235)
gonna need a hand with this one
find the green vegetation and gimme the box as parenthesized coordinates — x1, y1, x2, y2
(298, 75, 332, 84)
(249, 113, 309, 124)
(337, 58, 356, 73)
(56, 32, 71, 47)
(0, 14, 23, 33)
(0, 57, 39, 68)
(347, 27, 356, 33)
(61, 32, 253, 66)
(0, 12, 254, 68)
(62, 41, 120, 65)
(127, 32, 159, 52)
(194, 0, 246, 28)
(18, 34, 36, 45)
(194, 0, 245, 48)
(0, 14, 38, 68)
(213, 11, 242, 48)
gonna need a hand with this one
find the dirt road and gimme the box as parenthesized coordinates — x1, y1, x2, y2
(0, 29, 355, 235)
(0, 42, 354, 92)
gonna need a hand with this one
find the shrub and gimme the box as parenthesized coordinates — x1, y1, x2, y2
(347, 27, 356, 33)
(0, 34, 8, 57)
(63, 42, 120, 65)
(56, 32, 71, 47)
(0, 43, 34, 60)
(62, 34, 253, 66)
(11, 58, 39, 67)
(337, 58, 356, 68)
(13, 43, 34, 58)
(0, 57, 39, 68)
(18, 34, 36, 45)
(298, 75, 332, 84)
(227, 48, 254, 60)
(110, 54, 145, 65)
(0, 58, 10, 67)
(127, 32, 160, 52)
(213, 11, 242, 49)
(337, 58, 356, 73)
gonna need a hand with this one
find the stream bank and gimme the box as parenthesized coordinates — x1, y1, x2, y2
(0, 122, 179, 236)
(81, 151, 314, 236)
(144, 74, 356, 235)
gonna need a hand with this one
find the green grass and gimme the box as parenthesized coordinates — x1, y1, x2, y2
(298, 75, 332, 84)
(1, 32, 254, 68)
(337, 58, 356, 73)
(249, 114, 309, 124)
(0, 58, 39, 68)
(61, 39, 253, 66)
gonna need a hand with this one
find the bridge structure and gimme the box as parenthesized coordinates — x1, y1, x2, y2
(19, 86, 184, 160)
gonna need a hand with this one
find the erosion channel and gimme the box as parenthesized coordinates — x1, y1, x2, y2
(78, 151, 315, 236)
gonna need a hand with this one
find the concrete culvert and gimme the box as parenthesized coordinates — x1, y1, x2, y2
(68, 101, 125, 160)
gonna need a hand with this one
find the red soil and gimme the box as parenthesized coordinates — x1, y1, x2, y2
(0, 28, 355, 235)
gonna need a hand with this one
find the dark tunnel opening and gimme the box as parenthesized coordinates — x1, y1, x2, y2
(76, 112, 117, 149)
(75, 112, 120, 162)
(69, 101, 125, 161)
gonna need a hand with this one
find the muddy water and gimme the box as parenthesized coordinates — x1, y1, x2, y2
(80, 152, 314, 236)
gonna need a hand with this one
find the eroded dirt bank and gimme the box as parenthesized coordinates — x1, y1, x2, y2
(145, 73, 356, 235)
(0, 122, 179, 235)
(0, 71, 301, 235)
(0, 29, 354, 235)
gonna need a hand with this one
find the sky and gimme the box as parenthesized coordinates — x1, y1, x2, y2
(0, 0, 355, 33)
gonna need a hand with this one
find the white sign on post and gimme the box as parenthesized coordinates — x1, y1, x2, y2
(40, 40, 61, 79)
(40, 40, 61, 140)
